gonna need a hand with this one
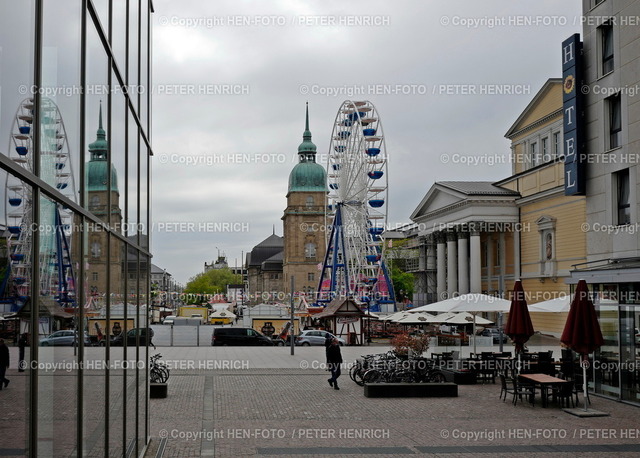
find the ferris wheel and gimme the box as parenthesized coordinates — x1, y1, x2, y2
(317, 100, 395, 312)
(3, 97, 77, 308)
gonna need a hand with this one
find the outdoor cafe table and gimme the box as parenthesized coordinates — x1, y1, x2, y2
(518, 373, 568, 407)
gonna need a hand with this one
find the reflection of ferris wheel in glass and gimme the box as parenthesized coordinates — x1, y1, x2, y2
(3, 97, 77, 308)
(317, 100, 395, 312)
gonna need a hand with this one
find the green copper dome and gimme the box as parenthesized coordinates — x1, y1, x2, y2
(86, 104, 118, 193)
(288, 161, 327, 192)
(288, 104, 327, 193)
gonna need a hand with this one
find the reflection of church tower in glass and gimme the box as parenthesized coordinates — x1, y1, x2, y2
(282, 104, 327, 297)
(85, 104, 122, 298)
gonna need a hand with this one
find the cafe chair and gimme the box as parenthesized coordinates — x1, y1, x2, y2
(499, 373, 515, 402)
(511, 377, 535, 407)
(553, 381, 575, 408)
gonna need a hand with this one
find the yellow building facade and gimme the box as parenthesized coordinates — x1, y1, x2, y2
(497, 78, 587, 336)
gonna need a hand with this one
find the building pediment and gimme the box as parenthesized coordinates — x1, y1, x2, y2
(410, 184, 467, 221)
(410, 182, 520, 235)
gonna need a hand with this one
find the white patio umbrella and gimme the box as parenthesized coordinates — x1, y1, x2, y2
(410, 294, 549, 353)
(530, 296, 572, 312)
(394, 312, 438, 325)
(379, 311, 411, 322)
(442, 312, 493, 326)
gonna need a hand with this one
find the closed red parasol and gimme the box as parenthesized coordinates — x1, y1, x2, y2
(561, 279, 604, 411)
(560, 280, 604, 355)
(504, 280, 535, 355)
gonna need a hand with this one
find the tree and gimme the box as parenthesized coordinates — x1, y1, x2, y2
(183, 268, 241, 305)
(391, 266, 414, 303)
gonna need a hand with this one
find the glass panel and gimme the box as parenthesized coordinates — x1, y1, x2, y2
(93, 0, 109, 35)
(41, 0, 81, 202)
(37, 195, 78, 455)
(140, 0, 149, 132)
(85, 22, 111, 221)
(602, 25, 614, 74)
(0, 2, 35, 163)
(108, 234, 125, 455)
(111, 77, 127, 236)
(83, 220, 107, 454)
(128, 0, 139, 112)
(594, 304, 620, 397)
(127, 111, 139, 238)
(140, 142, 149, 244)
(112, 0, 128, 69)
(619, 306, 639, 402)
(138, 255, 149, 450)
(0, 172, 32, 456)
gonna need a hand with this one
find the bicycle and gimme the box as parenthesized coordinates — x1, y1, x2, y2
(149, 353, 170, 383)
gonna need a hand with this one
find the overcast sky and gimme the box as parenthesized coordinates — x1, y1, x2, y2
(151, 0, 583, 285)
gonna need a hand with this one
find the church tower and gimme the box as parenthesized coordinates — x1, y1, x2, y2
(85, 104, 123, 298)
(282, 104, 327, 299)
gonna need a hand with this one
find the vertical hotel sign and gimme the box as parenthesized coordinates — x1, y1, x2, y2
(562, 34, 585, 195)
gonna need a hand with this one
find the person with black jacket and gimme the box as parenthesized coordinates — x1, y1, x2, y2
(324, 333, 333, 370)
(0, 339, 9, 390)
(326, 338, 343, 390)
(18, 333, 28, 372)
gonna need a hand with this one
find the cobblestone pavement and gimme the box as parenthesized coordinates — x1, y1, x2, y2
(145, 344, 640, 457)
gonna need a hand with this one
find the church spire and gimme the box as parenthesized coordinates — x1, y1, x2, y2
(297, 102, 317, 161)
(89, 101, 108, 161)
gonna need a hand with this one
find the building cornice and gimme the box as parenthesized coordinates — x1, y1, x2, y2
(506, 108, 562, 140)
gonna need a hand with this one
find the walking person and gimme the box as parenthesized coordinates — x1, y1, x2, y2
(18, 333, 28, 372)
(0, 338, 10, 390)
(326, 338, 343, 390)
(324, 333, 333, 371)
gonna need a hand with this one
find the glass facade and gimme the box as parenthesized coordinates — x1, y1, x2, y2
(0, 1, 153, 456)
(578, 282, 640, 405)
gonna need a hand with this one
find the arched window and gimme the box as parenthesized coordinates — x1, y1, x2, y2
(90, 195, 100, 207)
(306, 196, 314, 207)
(305, 242, 316, 259)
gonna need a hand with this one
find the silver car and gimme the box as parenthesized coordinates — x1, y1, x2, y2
(40, 330, 90, 346)
(295, 330, 345, 346)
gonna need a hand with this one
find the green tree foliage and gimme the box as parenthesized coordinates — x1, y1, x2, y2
(183, 268, 241, 305)
(391, 266, 414, 303)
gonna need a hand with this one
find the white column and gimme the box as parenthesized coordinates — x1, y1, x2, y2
(436, 234, 446, 299)
(470, 230, 482, 293)
(499, 232, 506, 294)
(513, 226, 521, 280)
(458, 233, 469, 294)
(447, 232, 457, 296)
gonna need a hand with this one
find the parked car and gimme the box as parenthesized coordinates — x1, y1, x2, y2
(40, 330, 90, 347)
(162, 315, 177, 325)
(479, 327, 508, 344)
(211, 327, 274, 346)
(295, 330, 345, 346)
(110, 328, 155, 347)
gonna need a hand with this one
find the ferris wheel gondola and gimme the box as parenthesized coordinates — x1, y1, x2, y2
(317, 100, 395, 312)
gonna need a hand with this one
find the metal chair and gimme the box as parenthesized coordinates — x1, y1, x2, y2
(511, 377, 535, 407)
(553, 381, 576, 408)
